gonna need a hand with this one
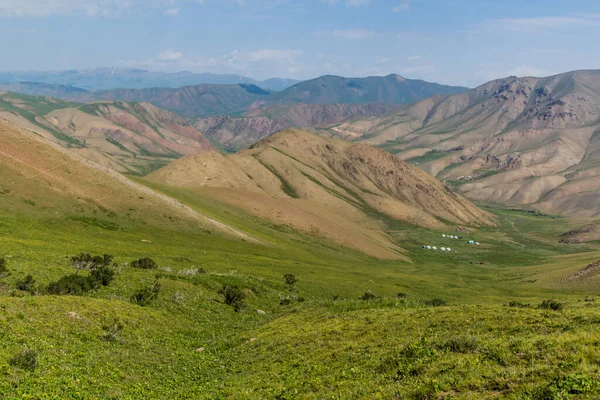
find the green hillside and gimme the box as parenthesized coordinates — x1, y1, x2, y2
(1, 180, 599, 398)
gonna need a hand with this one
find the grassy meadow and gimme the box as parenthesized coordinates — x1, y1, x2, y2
(0, 190, 599, 399)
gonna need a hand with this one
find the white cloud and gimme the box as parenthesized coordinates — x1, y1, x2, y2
(346, 0, 370, 6)
(392, 3, 409, 12)
(0, 0, 206, 17)
(247, 49, 301, 62)
(485, 15, 600, 32)
(320, 0, 371, 6)
(376, 57, 389, 64)
(407, 55, 421, 61)
(118, 47, 302, 78)
(157, 49, 183, 61)
(333, 29, 374, 39)
(164, 7, 180, 15)
(508, 65, 553, 78)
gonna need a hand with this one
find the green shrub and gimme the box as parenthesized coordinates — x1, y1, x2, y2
(284, 273, 297, 287)
(538, 300, 564, 311)
(47, 266, 115, 295)
(16, 275, 35, 292)
(219, 284, 246, 312)
(397, 292, 407, 298)
(9, 346, 38, 371)
(130, 281, 161, 306)
(0, 257, 9, 278)
(130, 258, 158, 270)
(441, 335, 479, 353)
(360, 291, 376, 301)
(425, 298, 447, 307)
(101, 318, 124, 342)
(70, 253, 114, 273)
(90, 266, 116, 286)
(47, 275, 93, 295)
(508, 301, 530, 308)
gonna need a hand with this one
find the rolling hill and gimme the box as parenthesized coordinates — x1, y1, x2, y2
(325, 70, 600, 217)
(0, 117, 250, 239)
(195, 103, 396, 151)
(70, 83, 272, 118)
(266, 74, 468, 105)
(0, 68, 300, 91)
(0, 92, 214, 174)
(1, 74, 469, 120)
(146, 129, 493, 259)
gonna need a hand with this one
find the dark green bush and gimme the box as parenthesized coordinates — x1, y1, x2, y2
(0, 257, 9, 278)
(90, 266, 116, 286)
(47, 266, 115, 295)
(130, 258, 158, 270)
(538, 300, 564, 311)
(360, 291, 376, 301)
(70, 253, 114, 273)
(47, 275, 93, 295)
(508, 301, 531, 308)
(9, 347, 38, 371)
(284, 273, 297, 286)
(16, 275, 35, 292)
(130, 281, 161, 306)
(425, 298, 447, 307)
(219, 284, 246, 312)
(397, 292, 407, 298)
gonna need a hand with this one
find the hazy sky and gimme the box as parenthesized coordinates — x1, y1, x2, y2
(2, 0, 600, 86)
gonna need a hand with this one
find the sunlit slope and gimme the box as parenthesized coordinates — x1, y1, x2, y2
(326, 70, 600, 217)
(0, 118, 250, 240)
(0, 92, 214, 174)
(147, 129, 492, 259)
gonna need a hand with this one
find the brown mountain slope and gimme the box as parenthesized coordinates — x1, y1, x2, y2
(147, 129, 492, 259)
(0, 118, 251, 240)
(325, 70, 600, 217)
(194, 103, 395, 151)
(0, 92, 214, 174)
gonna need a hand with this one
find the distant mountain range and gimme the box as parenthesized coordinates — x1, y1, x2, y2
(2, 74, 466, 119)
(323, 69, 600, 217)
(0, 68, 300, 91)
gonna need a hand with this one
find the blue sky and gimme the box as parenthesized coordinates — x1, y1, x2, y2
(1, 0, 600, 86)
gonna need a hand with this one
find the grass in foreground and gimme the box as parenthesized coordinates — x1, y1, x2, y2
(0, 199, 599, 398)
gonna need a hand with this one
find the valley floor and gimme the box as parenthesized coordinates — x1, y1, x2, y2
(0, 200, 599, 399)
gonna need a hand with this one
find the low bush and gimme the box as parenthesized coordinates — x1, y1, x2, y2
(360, 291, 376, 301)
(508, 301, 531, 308)
(16, 275, 35, 292)
(130, 258, 158, 270)
(0, 257, 9, 278)
(9, 346, 39, 371)
(538, 300, 564, 311)
(130, 281, 161, 306)
(284, 273, 297, 287)
(47, 266, 115, 295)
(441, 335, 479, 353)
(219, 284, 245, 312)
(425, 298, 447, 307)
(70, 253, 114, 273)
(101, 318, 124, 342)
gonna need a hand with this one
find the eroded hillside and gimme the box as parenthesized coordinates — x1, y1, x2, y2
(147, 129, 492, 259)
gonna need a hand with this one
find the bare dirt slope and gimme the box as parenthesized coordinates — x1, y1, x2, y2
(0, 118, 252, 240)
(0, 92, 214, 175)
(194, 103, 395, 151)
(325, 70, 600, 217)
(147, 129, 492, 259)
